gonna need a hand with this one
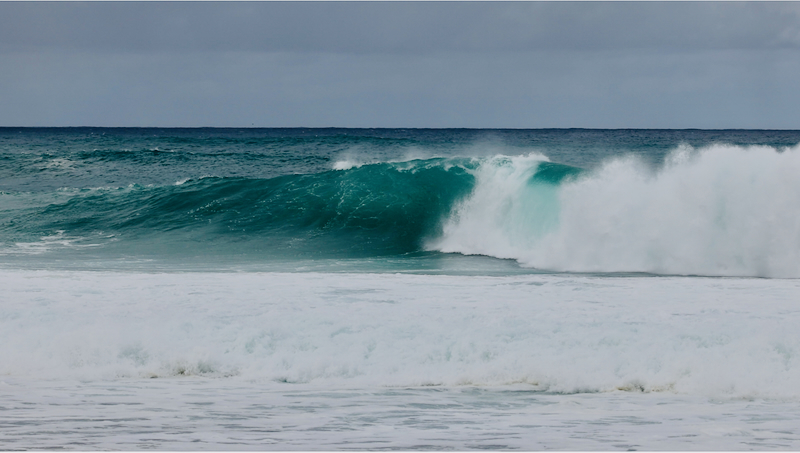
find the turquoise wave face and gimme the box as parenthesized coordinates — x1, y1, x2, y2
(529, 161, 584, 185)
(2, 159, 481, 259)
(1, 157, 583, 261)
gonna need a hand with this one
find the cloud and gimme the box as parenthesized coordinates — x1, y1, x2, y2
(1, 2, 799, 54)
(3, 47, 798, 129)
(2, 2, 799, 128)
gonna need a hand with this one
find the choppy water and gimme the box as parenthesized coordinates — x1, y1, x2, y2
(7, 380, 800, 450)
(2, 128, 800, 449)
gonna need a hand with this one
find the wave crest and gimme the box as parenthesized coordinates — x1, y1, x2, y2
(433, 144, 800, 277)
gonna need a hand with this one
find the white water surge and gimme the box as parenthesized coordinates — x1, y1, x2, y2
(433, 144, 800, 277)
(1, 270, 799, 397)
(3, 270, 800, 449)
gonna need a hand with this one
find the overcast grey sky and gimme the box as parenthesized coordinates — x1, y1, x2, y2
(1, 2, 799, 128)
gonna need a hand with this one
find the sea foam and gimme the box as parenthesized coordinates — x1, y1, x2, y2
(432, 144, 800, 277)
(2, 270, 799, 398)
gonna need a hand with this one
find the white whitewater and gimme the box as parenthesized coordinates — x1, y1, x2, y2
(432, 144, 800, 277)
(2, 269, 800, 449)
(2, 270, 799, 395)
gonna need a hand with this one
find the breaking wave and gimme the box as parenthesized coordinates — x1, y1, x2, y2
(3, 143, 800, 276)
(431, 143, 800, 278)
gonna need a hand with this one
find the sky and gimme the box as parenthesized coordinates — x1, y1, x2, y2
(1, 1, 799, 129)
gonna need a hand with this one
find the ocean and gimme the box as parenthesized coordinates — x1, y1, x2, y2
(2, 127, 800, 449)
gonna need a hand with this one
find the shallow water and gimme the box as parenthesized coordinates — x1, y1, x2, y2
(2, 270, 800, 449)
(5, 380, 800, 450)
